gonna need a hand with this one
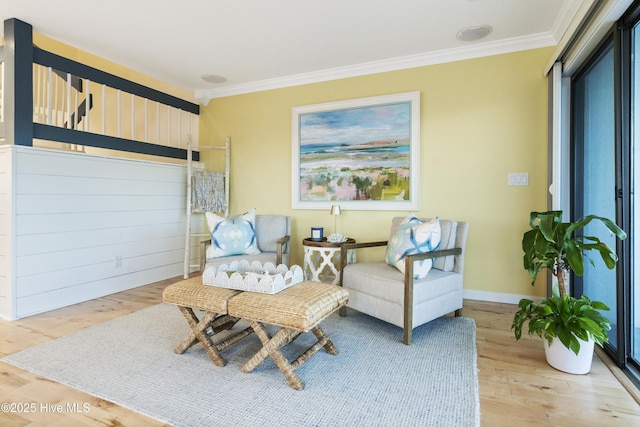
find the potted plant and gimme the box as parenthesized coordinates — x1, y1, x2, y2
(511, 210, 627, 374)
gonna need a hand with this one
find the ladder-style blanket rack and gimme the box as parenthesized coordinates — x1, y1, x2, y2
(183, 136, 230, 278)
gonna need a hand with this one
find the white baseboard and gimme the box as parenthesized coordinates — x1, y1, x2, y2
(463, 289, 545, 305)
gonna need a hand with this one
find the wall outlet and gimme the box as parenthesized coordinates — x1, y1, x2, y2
(113, 255, 123, 268)
(508, 173, 529, 186)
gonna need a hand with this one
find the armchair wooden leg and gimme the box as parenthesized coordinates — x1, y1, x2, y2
(403, 267, 413, 345)
(403, 328, 412, 345)
(339, 306, 347, 317)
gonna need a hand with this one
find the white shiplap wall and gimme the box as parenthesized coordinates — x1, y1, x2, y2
(0, 146, 15, 318)
(0, 145, 204, 320)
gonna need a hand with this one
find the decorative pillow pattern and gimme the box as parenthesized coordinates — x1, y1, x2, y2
(385, 215, 441, 279)
(205, 209, 261, 259)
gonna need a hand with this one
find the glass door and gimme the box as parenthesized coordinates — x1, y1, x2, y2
(630, 21, 640, 369)
(572, 40, 619, 350)
(568, 3, 640, 387)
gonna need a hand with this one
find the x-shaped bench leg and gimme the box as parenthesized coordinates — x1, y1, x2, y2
(291, 325, 339, 370)
(241, 321, 339, 390)
(175, 306, 252, 367)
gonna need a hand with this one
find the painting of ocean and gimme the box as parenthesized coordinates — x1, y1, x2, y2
(298, 101, 412, 202)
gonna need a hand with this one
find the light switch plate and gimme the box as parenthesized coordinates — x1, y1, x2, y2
(508, 173, 529, 186)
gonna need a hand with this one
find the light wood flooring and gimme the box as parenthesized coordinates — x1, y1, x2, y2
(1, 276, 639, 426)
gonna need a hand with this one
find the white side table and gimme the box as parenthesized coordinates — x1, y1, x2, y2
(302, 238, 356, 285)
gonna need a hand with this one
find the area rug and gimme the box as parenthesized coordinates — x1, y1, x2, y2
(2, 303, 479, 427)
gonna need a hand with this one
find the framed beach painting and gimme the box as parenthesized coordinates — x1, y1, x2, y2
(291, 91, 420, 210)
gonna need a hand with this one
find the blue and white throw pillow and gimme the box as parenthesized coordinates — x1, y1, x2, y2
(385, 215, 441, 279)
(205, 208, 261, 258)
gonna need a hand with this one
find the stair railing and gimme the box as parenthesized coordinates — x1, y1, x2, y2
(1, 18, 201, 162)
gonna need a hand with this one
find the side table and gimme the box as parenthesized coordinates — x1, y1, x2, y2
(302, 237, 356, 285)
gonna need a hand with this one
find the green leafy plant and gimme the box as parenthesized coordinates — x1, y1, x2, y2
(512, 210, 626, 355)
(512, 295, 610, 354)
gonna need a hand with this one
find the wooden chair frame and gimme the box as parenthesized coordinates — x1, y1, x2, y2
(339, 242, 462, 345)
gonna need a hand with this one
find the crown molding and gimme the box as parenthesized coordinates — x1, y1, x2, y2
(558, 0, 634, 76)
(194, 32, 557, 103)
(550, 0, 594, 42)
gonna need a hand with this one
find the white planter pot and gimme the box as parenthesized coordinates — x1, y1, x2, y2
(543, 336, 595, 374)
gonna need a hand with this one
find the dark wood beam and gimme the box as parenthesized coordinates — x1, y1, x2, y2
(4, 18, 33, 146)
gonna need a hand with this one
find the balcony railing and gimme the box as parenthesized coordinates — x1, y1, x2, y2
(0, 18, 200, 161)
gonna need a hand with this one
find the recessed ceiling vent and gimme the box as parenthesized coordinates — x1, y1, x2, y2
(201, 74, 227, 84)
(456, 25, 493, 42)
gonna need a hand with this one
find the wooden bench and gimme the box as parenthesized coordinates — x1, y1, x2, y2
(227, 280, 349, 390)
(162, 277, 254, 367)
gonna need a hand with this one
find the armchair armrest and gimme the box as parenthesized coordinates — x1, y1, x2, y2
(404, 247, 462, 280)
(339, 240, 388, 287)
(276, 235, 291, 266)
(405, 247, 462, 263)
(341, 240, 388, 251)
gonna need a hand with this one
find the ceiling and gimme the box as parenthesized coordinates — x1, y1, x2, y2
(0, 0, 589, 101)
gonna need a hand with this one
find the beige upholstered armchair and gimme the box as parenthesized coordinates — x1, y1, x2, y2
(339, 217, 469, 345)
(200, 214, 291, 271)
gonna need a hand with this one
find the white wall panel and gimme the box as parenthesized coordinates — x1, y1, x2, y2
(0, 146, 14, 318)
(0, 175, 11, 200)
(16, 174, 185, 196)
(16, 235, 184, 280)
(16, 194, 185, 214)
(3, 145, 194, 319)
(16, 149, 185, 181)
(16, 222, 187, 256)
(17, 249, 184, 300)
(15, 210, 184, 234)
(16, 263, 181, 318)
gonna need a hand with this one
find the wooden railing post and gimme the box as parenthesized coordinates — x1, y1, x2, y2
(4, 18, 33, 146)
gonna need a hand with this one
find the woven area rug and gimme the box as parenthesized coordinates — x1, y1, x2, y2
(2, 303, 479, 427)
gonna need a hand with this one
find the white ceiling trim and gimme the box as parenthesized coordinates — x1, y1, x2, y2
(543, 0, 601, 75)
(550, 0, 595, 41)
(195, 32, 557, 104)
(561, 0, 634, 76)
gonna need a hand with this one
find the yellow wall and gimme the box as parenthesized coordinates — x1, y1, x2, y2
(200, 47, 553, 299)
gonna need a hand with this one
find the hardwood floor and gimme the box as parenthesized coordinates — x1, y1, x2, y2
(466, 300, 640, 426)
(1, 277, 639, 426)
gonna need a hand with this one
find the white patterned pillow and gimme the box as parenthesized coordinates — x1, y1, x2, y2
(205, 209, 261, 259)
(385, 216, 441, 279)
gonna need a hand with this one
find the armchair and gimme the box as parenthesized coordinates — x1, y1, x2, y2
(339, 217, 469, 344)
(200, 214, 291, 271)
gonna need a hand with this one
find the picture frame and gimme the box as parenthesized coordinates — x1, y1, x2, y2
(291, 91, 420, 211)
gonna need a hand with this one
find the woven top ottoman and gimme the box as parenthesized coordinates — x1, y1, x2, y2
(163, 276, 251, 367)
(228, 280, 348, 331)
(227, 280, 349, 389)
(163, 276, 240, 313)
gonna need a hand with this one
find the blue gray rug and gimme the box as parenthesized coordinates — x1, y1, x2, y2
(2, 303, 479, 427)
